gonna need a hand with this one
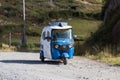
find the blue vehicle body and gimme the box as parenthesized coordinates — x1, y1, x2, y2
(51, 39, 74, 59)
(40, 22, 75, 64)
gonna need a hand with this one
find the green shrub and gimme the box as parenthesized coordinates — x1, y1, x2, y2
(49, 10, 60, 18)
(11, 42, 20, 48)
(0, 24, 23, 33)
(48, 10, 101, 19)
(3, 6, 17, 17)
(68, 0, 74, 3)
(27, 31, 40, 36)
(26, 43, 35, 49)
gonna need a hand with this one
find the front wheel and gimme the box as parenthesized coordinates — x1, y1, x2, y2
(63, 57, 67, 65)
(41, 56, 44, 62)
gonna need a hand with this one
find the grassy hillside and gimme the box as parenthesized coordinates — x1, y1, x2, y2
(0, 0, 103, 39)
(0, 0, 103, 51)
(80, 0, 120, 58)
(68, 18, 101, 39)
(0, 0, 102, 23)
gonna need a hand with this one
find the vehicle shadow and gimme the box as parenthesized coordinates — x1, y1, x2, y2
(0, 60, 62, 65)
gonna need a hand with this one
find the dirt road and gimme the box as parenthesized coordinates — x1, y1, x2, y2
(0, 52, 120, 80)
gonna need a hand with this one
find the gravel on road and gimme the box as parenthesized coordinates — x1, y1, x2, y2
(0, 52, 120, 80)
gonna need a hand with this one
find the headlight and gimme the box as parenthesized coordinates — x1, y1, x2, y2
(69, 44, 73, 48)
(55, 44, 59, 48)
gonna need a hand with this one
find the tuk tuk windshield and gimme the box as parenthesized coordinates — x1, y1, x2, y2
(52, 29, 72, 40)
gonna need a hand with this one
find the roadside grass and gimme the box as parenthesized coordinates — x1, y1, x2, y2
(97, 56, 120, 66)
(100, 57, 120, 66)
(85, 52, 120, 66)
(68, 18, 101, 40)
(6, 36, 39, 50)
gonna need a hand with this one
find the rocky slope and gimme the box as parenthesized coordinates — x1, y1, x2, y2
(103, 0, 120, 44)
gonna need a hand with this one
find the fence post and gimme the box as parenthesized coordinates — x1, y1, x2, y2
(9, 32, 11, 47)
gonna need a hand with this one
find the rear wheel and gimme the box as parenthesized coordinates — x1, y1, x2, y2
(40, 56, 45, 62)
(40, 51, 45, 62)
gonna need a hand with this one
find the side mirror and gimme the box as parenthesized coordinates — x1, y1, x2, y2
(73, 35, 77, 39)
(48, 23, 51, 26)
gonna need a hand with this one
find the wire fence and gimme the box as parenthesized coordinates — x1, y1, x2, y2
(0, 32, 40, 50)
(0, 32, 120, 56)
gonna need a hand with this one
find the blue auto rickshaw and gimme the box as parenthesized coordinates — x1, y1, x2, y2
(40, 22, 75, 65)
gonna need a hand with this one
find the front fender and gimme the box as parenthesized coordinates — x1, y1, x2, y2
(40, 50, 44, 56)
(61, 53, 69, 58)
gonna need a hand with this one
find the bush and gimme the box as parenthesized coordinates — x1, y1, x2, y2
(48, 10, 79, 18)
(3, 6, 17, 17)
(11, 42, 20, 48)
(27, 31, 40, 36)
(49, 10, 60, 18)
(48, 10, 101, 19)
(26, 43, 35, 49)
(0, 24, 23, 33)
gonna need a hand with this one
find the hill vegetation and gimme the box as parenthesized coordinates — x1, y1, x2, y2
(82, 0, 120, 57)
(0, 0, 103, 50)
(0, 0, 102, 32)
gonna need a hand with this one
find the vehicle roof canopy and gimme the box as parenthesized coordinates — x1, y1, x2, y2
(43, 22, 72, 31)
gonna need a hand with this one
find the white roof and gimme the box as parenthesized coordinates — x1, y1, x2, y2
(49, 22, 72, 29)
(50, 25, 72, 29)
(42, 22, 72, 32)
